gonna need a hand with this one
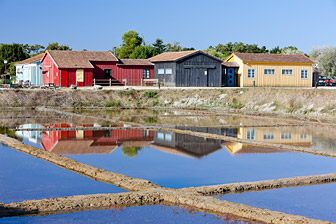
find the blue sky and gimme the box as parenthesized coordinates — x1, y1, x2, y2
(1, 0, 335, 54)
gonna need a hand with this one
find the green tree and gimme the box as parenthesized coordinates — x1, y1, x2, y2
(129, 44, 156, 59)
(46, 42, 72, 51)
(310, 46, 336, 76)
(281, 46, 303, 55)
(270, 46, 282, 54)
(166, 41, 182, 52)
(0, 43, 29, 76)
(117, 30, 143, 58)
(152, 38, 166, 55)
(29, 44, 45, 55)
(121, 146, 143, 158)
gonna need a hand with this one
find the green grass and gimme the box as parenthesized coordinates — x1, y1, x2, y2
(104, 100, 121, 107)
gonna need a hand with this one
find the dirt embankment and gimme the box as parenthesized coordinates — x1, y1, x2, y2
(0, 88, 336, 119)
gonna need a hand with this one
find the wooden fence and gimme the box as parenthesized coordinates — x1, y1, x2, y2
(93, 78, 159, 86)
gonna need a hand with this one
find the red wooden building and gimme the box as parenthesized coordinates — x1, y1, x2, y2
(41, 50, 154, 87)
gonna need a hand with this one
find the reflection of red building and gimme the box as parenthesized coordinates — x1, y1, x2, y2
(41, 123, 153, 154)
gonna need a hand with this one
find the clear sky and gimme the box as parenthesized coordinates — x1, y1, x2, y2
(1, 0, 335, 54)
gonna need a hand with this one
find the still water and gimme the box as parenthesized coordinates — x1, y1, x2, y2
(217, 183, 336, 222)
(0, 144, 124, 204)
(13, 123, 336, 189)
(0, 204, 256, 224)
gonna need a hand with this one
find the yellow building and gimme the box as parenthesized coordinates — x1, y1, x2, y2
(225, 53, 314, 87)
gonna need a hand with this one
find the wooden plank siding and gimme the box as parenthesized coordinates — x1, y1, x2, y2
(240, 63, 313, 87)
(154, 62, 176, 86)
(153, 52, 222, 87)
(237, 127, 312, 146)
(228, 54, 313, 87)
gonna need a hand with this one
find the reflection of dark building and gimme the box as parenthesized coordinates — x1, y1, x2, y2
(151, 127, 222, 158)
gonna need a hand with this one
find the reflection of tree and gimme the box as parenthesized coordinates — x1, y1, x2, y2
(0, 126, 17, 139)
(121, 146, 143, 158)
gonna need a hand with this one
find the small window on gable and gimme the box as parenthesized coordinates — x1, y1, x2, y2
(158, 69, 164, 75)
(301, 69, 308, 79)
(165, 68, 172, 74)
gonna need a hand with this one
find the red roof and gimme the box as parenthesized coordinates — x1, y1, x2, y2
(15, 53, 44, 65)
(44, 50, 118, 68)
(222, 62, 240, 67)
(232, 53, 314, 63)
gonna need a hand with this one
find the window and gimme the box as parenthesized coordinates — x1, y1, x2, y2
(165, 133, 172, 142)
(158, 69, 164, 75)
(282, 69, 293, 75)
(247, 69, 256, 79)
(143, 69, 150, 79)
(246, 129, 255, 140)
(104, 69, 112, 79)
(142, 130, 150, 137)
(264, 69, 275, 75)
(301, 69, 308, 79)
(300, 134, 308, 139)
(263, 133, 275, 140)
(165, 68, 172, 74)
(281, 132, 292, 140)
(157, 132, 164, 140)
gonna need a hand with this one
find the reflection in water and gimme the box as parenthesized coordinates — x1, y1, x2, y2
(152, 127, 223, 159)
(15, 124, 43, 143)
(15, 122, 336, 157)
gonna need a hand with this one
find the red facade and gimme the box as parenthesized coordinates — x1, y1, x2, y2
(41, 52, 154, 87)
(40, 123, 154, 153)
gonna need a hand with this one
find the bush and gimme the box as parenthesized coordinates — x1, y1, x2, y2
(143, 90, 158, 98)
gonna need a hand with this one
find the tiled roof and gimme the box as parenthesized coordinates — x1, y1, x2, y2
(15, 53, 44, 65)
(149, 50, 198, 62)
(47, 50, 118, 68)
(50, 140, 117, 154)
(118, 59, 153, 66)
(233, 53, 314, 63)
(222, 61, 240, 67)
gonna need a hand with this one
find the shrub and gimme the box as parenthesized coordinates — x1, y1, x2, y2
(143, 90, 158, 98)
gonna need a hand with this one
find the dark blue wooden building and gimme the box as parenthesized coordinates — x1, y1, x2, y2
(150, 50, 224, 87)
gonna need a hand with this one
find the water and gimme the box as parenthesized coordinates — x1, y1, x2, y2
(0, 204, 255, 224)
(13, 123, 336, 188)
(216, 183, 336, 222)
(0, 144, 124, 204)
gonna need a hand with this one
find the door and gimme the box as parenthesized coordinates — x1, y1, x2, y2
(194, 68, 208, 87)
(227, 68, 235, 87)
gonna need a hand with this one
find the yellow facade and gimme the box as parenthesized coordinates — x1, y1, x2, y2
(226, 54, 314, 87)
(237, 127, 312, 146)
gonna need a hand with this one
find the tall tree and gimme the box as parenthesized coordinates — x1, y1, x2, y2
(46, 42, 71, 51)
(152, 38, 166, 55)
(166, 41, 182, 52)
(0, 43, 29, 76)
(29, 44, 45, 55)
(129, 45, 156, 59)
(310, 46, 336, 76)
(117, 30, 143, 58)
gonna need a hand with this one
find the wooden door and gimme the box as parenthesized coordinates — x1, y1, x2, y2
(227, 68, 235, 87)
